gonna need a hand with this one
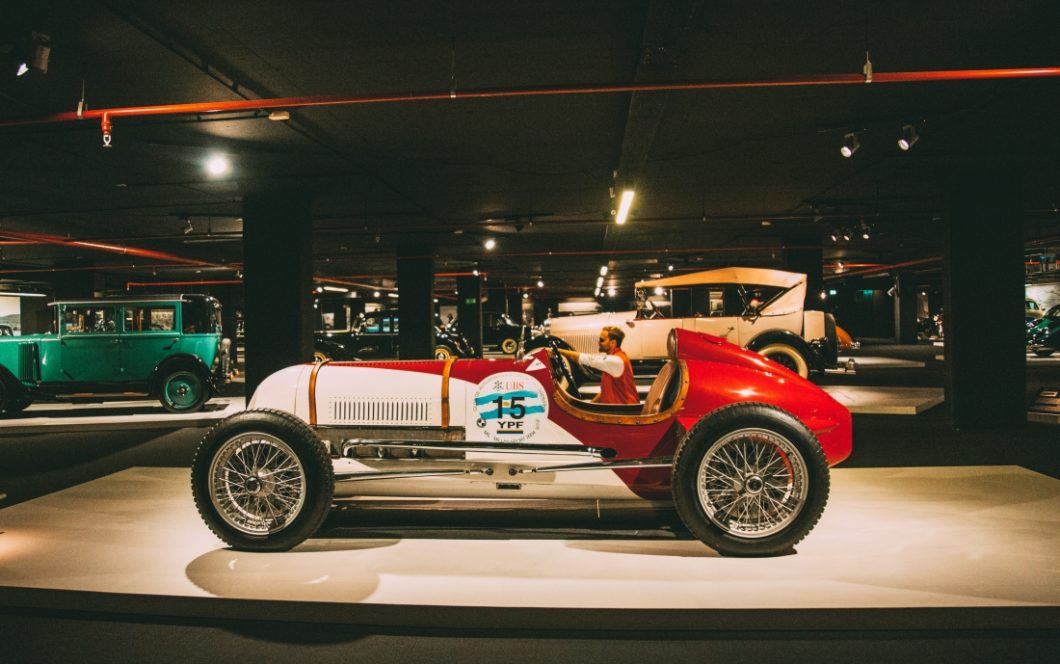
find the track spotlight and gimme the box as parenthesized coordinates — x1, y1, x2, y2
(841, 229, 851, 241)
(537, 280, 544, 288)
(829, 229, 839, 242)
(599, 265, 608, 277)
(484, 238, 496, 250)
(607, 287, 617, 297)
(16, 63, 29, 77)
(182, 218, 194, 235)
(861, 225, 871, 240)
(898, 124, 919, 151)
(840, 132, 860, 158)
(596, 276, 604, 288)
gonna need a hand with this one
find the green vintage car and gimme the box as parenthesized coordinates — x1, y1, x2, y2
(0, 294, 227, 416)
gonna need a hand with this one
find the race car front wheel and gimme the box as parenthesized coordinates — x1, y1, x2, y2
(672, 403, 829, 557)
(192, 409, 334, 551)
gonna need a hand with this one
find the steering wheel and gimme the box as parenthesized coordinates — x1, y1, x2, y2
(646, 299, 663, 319)
(546, 339, 581, 399)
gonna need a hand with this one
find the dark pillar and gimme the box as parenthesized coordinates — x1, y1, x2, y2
(943, 165, 1024, 429)
(242, 190, 313, 397)
(784, 236, 823, 309)
(396, 247, 433, 359)
(457, 275, 483, 357)
(53, 261, 102, 299)
(892, 275, 918, 345)
(505, 289, 523, 323)
(20, 295, 52, 334)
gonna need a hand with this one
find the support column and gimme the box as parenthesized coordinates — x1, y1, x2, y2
(457, 275, 483, 357)
(53, 261, 102, 299)
(943, 165, 1024, 429)
(242, 190, 313, 397)
(784, 236, 823, 309)
(396, 247, 433, 359)
(892, 274, 918, 345)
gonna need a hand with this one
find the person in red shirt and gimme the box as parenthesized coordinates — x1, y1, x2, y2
(556, 326, 639, 404)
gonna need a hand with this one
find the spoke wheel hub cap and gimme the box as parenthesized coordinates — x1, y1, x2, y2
(696, 427, 808, 538)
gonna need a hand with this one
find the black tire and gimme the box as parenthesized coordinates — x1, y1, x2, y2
(672, 402, 830, 557)
(191, 409, 334, 551)
(0, 380, 32, 417)
(158, 367, 211, 413)
(1034, 347, 1055, 358)
(500, 337, 519, 355)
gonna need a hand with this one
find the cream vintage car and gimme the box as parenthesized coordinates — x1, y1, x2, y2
(527, 267, 843, 379)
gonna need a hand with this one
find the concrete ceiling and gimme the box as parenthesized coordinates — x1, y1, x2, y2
(1, 0, 1058, 300)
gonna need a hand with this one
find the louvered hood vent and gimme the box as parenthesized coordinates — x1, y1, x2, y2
(328, 397, 434, 426)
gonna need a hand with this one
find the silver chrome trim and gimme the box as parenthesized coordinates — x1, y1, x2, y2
(334, 468, 490, 482)
(519, 457, 672, 474)
(340, 438, 615, 459)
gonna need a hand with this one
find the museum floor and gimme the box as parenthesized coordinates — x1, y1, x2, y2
(1, 341, 1058, 661)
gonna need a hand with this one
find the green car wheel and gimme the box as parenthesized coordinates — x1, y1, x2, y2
(160, 369, 210, 413)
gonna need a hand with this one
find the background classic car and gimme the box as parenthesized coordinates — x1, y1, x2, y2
(315, 310, 475, 361)
(529, 267, 840, 379)
(0, 294, 226, 415)
(191, 328, 852, 557)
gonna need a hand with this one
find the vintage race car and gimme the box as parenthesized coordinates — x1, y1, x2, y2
(192, 328, 852, 557)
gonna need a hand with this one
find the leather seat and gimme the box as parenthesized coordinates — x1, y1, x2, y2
(641, 360, 677, 415)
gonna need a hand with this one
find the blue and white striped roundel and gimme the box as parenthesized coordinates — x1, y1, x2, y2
(471, 372, 548, 443)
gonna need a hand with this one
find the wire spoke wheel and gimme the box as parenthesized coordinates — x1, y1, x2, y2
(192, 409, 334, 551)
(672, 403, 830, 556)
(697, 428, 807, 538)
(209, 432, 307, 536)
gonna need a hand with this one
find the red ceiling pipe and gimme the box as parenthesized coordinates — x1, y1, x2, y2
(0, 227, 225, 268)
(0, 67, 1056, 132)
(126, 279, 242, 289)
(0, 261, 218, 275)
(824, 256, 941, 280)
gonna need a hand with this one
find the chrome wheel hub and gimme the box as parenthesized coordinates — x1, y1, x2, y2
(208, 432, 307, 536)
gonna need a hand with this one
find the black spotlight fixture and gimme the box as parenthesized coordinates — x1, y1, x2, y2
(840, 132, 860, 158)
(898, 124, 919, 151)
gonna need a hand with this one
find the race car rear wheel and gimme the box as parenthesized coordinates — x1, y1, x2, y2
(672, 403, 829, 557)
(192, 409, 334, 551)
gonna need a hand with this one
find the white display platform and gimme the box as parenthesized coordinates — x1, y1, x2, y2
(820, 386, 944, 415)
(838, 355, 926, 369)
(0, 465, 1057, 630)
(0, 397, 244, 434)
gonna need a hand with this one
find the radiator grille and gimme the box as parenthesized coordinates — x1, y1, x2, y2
(328, 397, 434, 426)
(568, 333, 599, 354)
(18, 343, 40, 382)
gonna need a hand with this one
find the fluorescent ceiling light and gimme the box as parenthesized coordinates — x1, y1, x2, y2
(615, 190, 635, 224)
(322, 286, 349, 293)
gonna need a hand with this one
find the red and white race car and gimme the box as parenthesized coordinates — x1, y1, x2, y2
(192, 328, 852, 556)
